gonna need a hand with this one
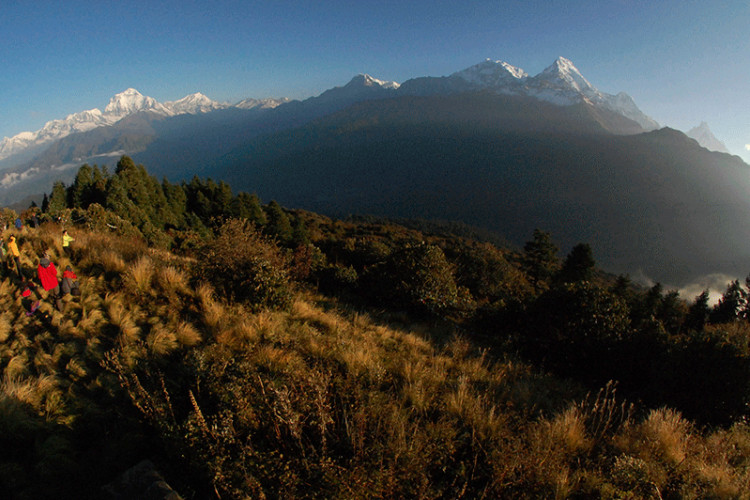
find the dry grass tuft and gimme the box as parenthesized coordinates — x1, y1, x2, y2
(639, 408, 692, 466)
(157, 265, 189, 296)
(0, 312, 12, 343)
(105, 293, 141, 344)
(6, 354, 29, 379)
(147, 323, 178, 357)
(58, 318, 85, 339)
(100, 249, 127, 274)
(292, 299, 340, 334)
(196, 283, 225, 332)
(175, 321, 202, 347)
(124, 256, 155, 296)
(215, 318, 259, 349)
(547, 406, 592, 455)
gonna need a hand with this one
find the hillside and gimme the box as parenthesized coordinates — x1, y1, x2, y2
(214, 92, 750, 286)
(2, 158, 750, 498)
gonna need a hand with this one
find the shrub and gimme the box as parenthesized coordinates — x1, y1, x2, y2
(316, 264, 358, 295)
(363, 242, 472, 315)
(196, 219, 292, 311)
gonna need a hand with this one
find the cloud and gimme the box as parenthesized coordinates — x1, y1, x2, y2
(634, 270, 735, 306)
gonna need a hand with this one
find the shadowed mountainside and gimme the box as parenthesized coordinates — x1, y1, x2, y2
(214, 93, 750, 286)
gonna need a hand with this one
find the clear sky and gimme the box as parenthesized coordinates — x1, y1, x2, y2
(2, 0, 749, 162)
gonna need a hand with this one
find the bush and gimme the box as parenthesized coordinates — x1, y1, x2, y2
(196, 219, 292, 311)
(362, 242, 472, 315)
(316, 264, 358, 294)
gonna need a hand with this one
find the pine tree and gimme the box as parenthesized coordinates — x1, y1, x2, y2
(711, 280, 746, 324)
(685, 290, 710, 331)
(264, 200, 293, 245)
(557, 243, 595, 283)
(69, 163, 94, 208)
(522, 229, 560, 290)
(48, 181, 68, 215)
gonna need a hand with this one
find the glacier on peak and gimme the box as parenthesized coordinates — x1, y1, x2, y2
(104, 88, 172, 118)
(443, 56, 659, 131)
(235, 97, 291, 110)
(165, 92, 229, 114)
(452, 59, 528, 86)
(348, 74, 400, 89)
(531, 56, 597, 95)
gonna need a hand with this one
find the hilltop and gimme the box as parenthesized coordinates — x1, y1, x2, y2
(1, 157, 750, 497)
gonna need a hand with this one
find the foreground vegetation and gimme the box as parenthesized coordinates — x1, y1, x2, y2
(2, 156, 750, 498)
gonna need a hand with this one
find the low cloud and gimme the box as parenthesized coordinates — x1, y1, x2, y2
(677, 274, 736, 306)
(633, 270, 735, 306)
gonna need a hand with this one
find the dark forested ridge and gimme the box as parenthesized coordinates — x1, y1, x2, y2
(3, 157, 750, 498)
(212, 93, 750, 286)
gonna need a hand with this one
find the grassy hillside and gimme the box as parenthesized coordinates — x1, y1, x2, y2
(2, 221, 750, 498)
(3, 159, 750, 497)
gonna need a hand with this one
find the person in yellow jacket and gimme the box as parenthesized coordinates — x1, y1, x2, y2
(7, 235, 24, 279)
(62, 229, 74, 257)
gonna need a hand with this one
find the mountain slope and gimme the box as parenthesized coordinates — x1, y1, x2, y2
(0, 57, 655, 192)
(216, 92, 750, 286)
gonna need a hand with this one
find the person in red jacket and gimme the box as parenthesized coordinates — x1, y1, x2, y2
(37, 255, 62, 311)
(61, 265, 80, 296)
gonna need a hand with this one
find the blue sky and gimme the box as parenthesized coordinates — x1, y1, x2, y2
(2, 0, 749, 161)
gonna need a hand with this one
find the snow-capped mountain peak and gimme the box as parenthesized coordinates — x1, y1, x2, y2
(104, 88, 171, 118)
(535, 56, 596, 94)
(164, 92, 228, 114)
(235, 97, 292, 110)
(452, 59, 528, 87)
(348, 74, 400, 90)
(686, 122, 730, 154)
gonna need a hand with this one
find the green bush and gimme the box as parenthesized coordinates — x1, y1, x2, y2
(363, 242, 472, 315)
(196, 219, 292, 311)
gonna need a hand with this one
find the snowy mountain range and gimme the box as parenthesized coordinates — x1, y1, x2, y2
(398, 57, 661, 132)
(0, 89, 288, 162)
(0, 56, 733, 203)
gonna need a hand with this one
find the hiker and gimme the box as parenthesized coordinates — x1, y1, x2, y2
(37, 254, 62, 311)
(20, 280, 41, 316)
(60, 265, 80, 296)
(7, 235, 24, 279)
(62, 229, 74, 257)
(14, 218, 22, 231)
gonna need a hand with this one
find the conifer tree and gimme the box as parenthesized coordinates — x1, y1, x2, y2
(264, 200, 293, 244)
(685, 290, 710, 331)
(69, 163, 94, 208)
(711, 280, 746, 324)
(48, 181, 68, 215)
(522, 229, 560, 290)
(557, 243, 595, 283)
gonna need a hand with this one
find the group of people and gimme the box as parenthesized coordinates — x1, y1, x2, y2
(0, 228, 80, 315)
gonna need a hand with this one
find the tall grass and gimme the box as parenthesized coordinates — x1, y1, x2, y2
(2, 223, 750, 498)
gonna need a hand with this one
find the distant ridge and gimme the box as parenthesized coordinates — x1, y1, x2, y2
(686, 121, 730, 153)
(0, 57, 656, 166)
